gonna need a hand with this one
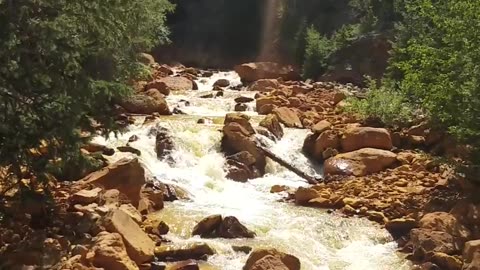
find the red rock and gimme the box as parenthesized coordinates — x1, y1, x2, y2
(235, 62, 300, 83)
(341, 127, 393, 152)
(324, 148, 397, 176)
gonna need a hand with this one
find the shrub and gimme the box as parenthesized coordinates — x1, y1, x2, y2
(302, 26, 335, 79)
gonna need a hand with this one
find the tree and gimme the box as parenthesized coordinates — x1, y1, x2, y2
(0, 0, 174, 187)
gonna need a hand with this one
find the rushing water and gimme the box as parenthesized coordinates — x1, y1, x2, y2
(94, 71, 411, 270)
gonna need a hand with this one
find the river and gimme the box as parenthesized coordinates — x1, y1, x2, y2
(94, 70, 411, 270)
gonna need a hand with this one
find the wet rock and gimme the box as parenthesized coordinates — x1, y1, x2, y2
(225, 159, 257, 182)
(385, 218, 418, 238)
(256, 96, 288, 115)
(155, 128, 174, 159)
(295, 187, 320, 205)
(340, 127, 393, 152)
(233, 245, 253, 254)
(154, 243, 215, 261)
(235, 96, 255, 103)
(248, 79, 280, 92)
(118, 146, 142, 156)
(409, 229, 457, 256)
(255, 126, 277, 141)
(119, 94, 171, 115)
(167, 260, 199, 270)
(145, 88, 167, 101)
(234, 62, 300, 83)
(310, 130, 340, 161)
(140, 185, 164, 211)
(243, 248, 300, 270)
(419, 212, 471, 240)
(270, 185, 289, 193)
(311, 120, 332, 134)
(224, 113, 256, 135)
(103, 209, 155, 264)
(157, 65, 174, 76)
(463, 240, 480, 270)
(77, 158, 146, 207)
(89, 231, 138, 270)
(71, 188, 102, 205)
(82, 142, 115, 156)
(324, 148, 397, 176)
(151, 262, 167, 270)
(129, 135, 140, 143)
(200, 93, 214, 99)
(227, 151, 256, 166)
(143, 216, 170, 236)
(213, 79, 230, 88)
(192, 215, 223, 237)
(260, 114, 284, 139)
(217, 216, 255, 238)
(272, 107, 302, 128)
(234, 103, 248, 112)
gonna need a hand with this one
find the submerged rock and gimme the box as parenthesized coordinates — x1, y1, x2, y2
(154, 243, 215, 261)
(191, 215, 255, 239)
(192, 215, 222, 237)
(213, 79, 230, 88)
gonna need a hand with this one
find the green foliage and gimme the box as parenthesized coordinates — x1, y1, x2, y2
(302, 27, 336, 79)
(345, 78, 415, 126)
(0, 0, 174, 181)
(390, 0, 480, 143)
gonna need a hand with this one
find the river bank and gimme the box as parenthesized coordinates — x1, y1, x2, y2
(0, 57, 479, 270)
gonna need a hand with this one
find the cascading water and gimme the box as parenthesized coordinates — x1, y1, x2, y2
(94, 71, 411, 270)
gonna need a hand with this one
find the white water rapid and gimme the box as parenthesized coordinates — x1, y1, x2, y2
(94, 70, 411, 270)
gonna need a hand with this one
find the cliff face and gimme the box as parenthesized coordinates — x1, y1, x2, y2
(155, 0, 354, 68)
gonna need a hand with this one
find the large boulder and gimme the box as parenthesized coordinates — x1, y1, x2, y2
(248, 79, 280, 92)
(103, 209, 155, 264)
(192, 215, 223, 237)
(324, 148, 397, 176)
(224, 113, 256, 135)
(340, 127, 392, 152)
(312, 130, 340, 160)
(225, 159, 257, 182)
(78, 158, 145, 207)
(157, 77, 193, 92)
(243, 249, 300, 270)
(273, 107, 302, 128)
(256, 96, 288, 115)
(260, 114, 284, 139)
(464, 240, 480, 270)
(155, 128, 174, 159)
(89, 232, 139, 270)
(119, 94, 170, 115)
(409, 229, 458, 255)
(247, 255, 289, 270)
(311, 120, 332, 134)
(217, 216, 256, 238)
(154, 243, 215, 261)
(222, 123, 265, 170)
(234, 62, 300, 83)
(419, 212, 471, 240)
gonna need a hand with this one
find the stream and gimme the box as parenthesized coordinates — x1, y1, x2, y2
(94, 70, 411, 270)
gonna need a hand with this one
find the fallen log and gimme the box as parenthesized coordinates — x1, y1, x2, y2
(256, 144, 321, 185)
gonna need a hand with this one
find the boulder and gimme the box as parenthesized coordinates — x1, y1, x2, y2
(89, 231, 139, 270)
(217, 216, 255, 238)
(213, 79, 230, 88)
(419, 212, 471, 240)
(140, 184, 164, 211)
(103, 209, 155, 264)
(117, 146, 141, 156)
(295, 187, 320, 205)
(143, 216, 170, 236)
(311, 130, 340, 160)
(222, 123, 265, 170)
(227, 151, 257, 167)
(256, 96, 288, 115)
(82, 143, 115, 156)
(145, 81, 170, 96)
(273, 107, 302, 128)
(385, 218, 418, 238)
(243, 249, 300, 270)
(409, 228, 458, 256)
(464, 240, 480, 270)
(119, 204, 143, 224)
(311, 120, 332, 134)
(154, 243, 215, 261)
(167, 260, 200, 270)
(235, 96, 255, 103)
(324, 148, 397, 176)
(340, 127, 393, 152)
(248, 79, 280, 92)
(192, 215, 223, 237)
(430, 252, 463, 270)
(155, 127, 174, 159)
(234, 62, 300, 83)
(157, 77, 193, 92)
(71, 188, 102, 205)
(225, 159, 257, 182)
(78, 158, 146, 207)
(235, 103, 248, 112)
(119, 94, 170, 115)
(260, 114, 284, 139)
(224, 113, 256, 135)
(247, 255, 289, 270)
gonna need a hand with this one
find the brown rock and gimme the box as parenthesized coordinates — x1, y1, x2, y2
(256, 96, 288, 115)
(464, 240, 480, 270)
(217, 216, 256, 238)
(154, 243, 215, 261)
(273, 107, 302, 128)
(140, 185, 164, 211)
(311, 120, 332, 134)
(78, 158, 146, 207)
(90, 231, 139, 270)
(192, 215, 223, 237)
(234, 103, 248, 112)
(409, 229, 457, 255)
(312, 130, 340, 160)
(324, 148, 397, 176)
(248, 79, 280, 92)
(385, 218, 418, 238)
(235, 96, 255, 103)
(243, 248, 300, 270)
(270, 185, 289, 193)
(419, 212, 471, 240)
(154, 127, 174, 159)
(82, 142, 115, 155)
(260, 114, 284, 139)
(295, 187, 320, 205)
(72, 188, 102, 205)
(145, 81, 170, 96)
(119, 204, 143, 224)
(235, 62, 300, 83)
(138, 53, 155, 66)
(213, 79, 230, 88)
(431, 253, 462, 270)
(333, 92, 347, 105)
(224, 113, 256, 135)
(340, 127, 393, 152)
(222, 123, 265, 170)
(157, 77, 193, 92)
(248, 255, 289, 270)
(104, 209, 155, 264)
(119, 94, 170, 115)
(143, 216, 170, 236)
(167, 260, 199, 270)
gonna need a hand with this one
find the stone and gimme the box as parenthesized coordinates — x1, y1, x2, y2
(247, 255, 289, 270)
(385, 218, 418, 238)
(78, 158, 146, 207)
(311, 120, 332, 134)
(430, 253, 462, 270)
(419, 212, 471, 240)
(248, 79, 280, 92)
(224, 113, 256, 135)
(119, 94, 170, 115)
(213, 79, 230, 88)
(140, 185, 164, 211)
(222, 123, 265, 170)
(235, 62, 300, 83)
(259, 114, 284, 139)
(118, 146, 142, 156)
(256, 96, 288, 114)
(227, 151, 257, 167)
(103, 209, 155, 264)
(145, 81, 170, 96)
(154, 243, 215, 261)
(157, 77, 193, 92)
(234, 96, 255, 103)
(273, 107, 302, 128)
(71, 188, 102, 205)
(103, 189, 121, 206)
(295, 187, 320, 205)
(311, 130, 340, 160)
(243, 249, 300, 270)
(409, 229, 457, 255)
(324, 148, 397, 176)
(82, 143, 115, 156)
(192, 215, 223, 237)
(270, 185, 289, 193)
(333, 92, 347, 105)
(143, 216, 170, 236)
(167, 260, 199, 270)
(235, 103, 248, 112)
(217, 216, 255, 238)
(119, 204, 143, 224)
(340, 127, 393, 152)
(225, 159, 256, 182)
(463, 240, 480, 270)
(89, 231, 139, 270)
(154, 127, 174, 159)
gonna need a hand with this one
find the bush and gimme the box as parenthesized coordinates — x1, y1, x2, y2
(0, 0, 174, 184)
(302, 26, 335, 79)
(345, 78, 415, 126)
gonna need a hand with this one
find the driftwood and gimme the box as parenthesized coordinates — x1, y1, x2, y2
(256, 144, 321, 185)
